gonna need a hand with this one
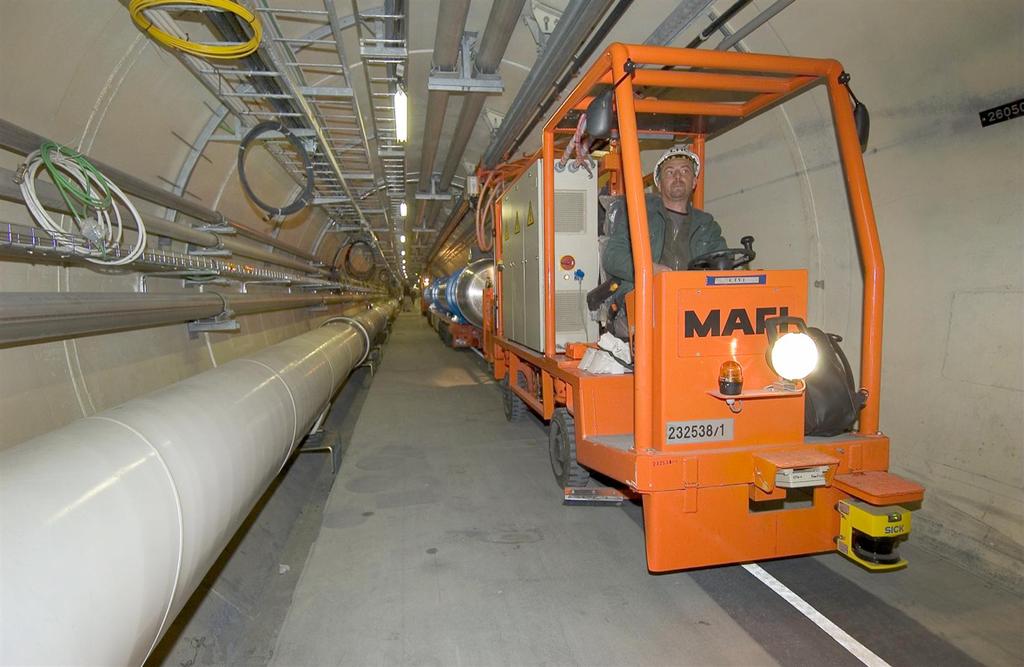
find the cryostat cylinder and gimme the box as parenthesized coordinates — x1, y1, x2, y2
(425, 259, 493, 328)
(452, 258, 494, 328)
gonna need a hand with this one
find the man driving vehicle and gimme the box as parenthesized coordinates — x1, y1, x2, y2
(602, 145, 727, 285)
(599, 146, 727, 337)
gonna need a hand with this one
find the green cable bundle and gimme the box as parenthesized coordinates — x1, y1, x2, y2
(39, 141, 113, 221)
(18, 140, 147, 266)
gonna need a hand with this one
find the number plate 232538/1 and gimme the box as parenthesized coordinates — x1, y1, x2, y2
(665, 419, 734, 444)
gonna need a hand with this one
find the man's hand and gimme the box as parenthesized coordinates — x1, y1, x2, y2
(653, 263, 672, 274)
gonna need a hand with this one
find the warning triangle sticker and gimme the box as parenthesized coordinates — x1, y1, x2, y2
(527, 201, 536, 227)
(513, 211, 521, 235)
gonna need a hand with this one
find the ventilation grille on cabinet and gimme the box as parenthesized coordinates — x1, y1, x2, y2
(555, 290, 587, 335)
(554, 190, 587, 233)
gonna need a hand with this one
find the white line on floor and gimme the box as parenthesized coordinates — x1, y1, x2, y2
(742, 563, 891, 667)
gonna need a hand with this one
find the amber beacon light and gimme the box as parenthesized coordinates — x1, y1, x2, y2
(718, 361, 743, 395)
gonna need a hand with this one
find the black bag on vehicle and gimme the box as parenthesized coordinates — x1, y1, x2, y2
(803, 328, 866, 436)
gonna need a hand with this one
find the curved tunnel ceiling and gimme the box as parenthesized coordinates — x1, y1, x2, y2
(1, 0, 817, 282)
(2, 0, 1018, 283)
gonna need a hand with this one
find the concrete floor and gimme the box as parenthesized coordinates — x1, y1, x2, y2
(265, 312, 1022, 666)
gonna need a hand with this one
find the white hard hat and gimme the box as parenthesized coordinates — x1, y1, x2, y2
(654, 145, 700, 189)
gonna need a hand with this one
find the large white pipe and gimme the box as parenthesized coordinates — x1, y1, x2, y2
(0, 302, 395, 666)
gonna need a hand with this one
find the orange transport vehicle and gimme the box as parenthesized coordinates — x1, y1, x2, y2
(484, 44, 924, 573)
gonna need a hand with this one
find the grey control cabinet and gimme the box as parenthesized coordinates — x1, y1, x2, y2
(500, 160, 599, 352)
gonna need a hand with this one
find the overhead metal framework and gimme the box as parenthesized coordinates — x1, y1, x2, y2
(344, 0, 409, 277)
(140, 2, 408, 280)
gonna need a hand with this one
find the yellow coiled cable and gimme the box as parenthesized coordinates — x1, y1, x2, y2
(129, 0, 262, 60)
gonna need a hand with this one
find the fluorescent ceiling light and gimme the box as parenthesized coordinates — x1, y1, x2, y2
(401, 250, 406, 256)
(394, 88, 408, 142)
(399, 201, 407, 217)
(399, 234, 406, 243)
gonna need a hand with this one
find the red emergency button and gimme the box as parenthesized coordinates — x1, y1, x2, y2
(560, 254, 576, 270)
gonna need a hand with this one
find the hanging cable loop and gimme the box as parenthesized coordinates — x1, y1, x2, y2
(237, 121, 315, 218)
(129, 0, 262, 60)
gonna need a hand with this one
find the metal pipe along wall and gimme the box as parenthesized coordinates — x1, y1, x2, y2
(0, 301, 396, 666)
(0, 292, 383, 346)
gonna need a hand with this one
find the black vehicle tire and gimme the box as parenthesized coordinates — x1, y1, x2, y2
(549, 407, 591, 488)
(502, 374, 527, 422)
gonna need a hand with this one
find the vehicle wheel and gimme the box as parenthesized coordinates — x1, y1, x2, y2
(549, 407, 590, 488)
(502, 373, 527, 422)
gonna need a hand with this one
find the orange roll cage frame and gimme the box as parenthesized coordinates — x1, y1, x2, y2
(483, 44, 918, 571)
(496, 43, 885, 445)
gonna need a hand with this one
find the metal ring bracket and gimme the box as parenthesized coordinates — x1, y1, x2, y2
(321, 316, 372, 366)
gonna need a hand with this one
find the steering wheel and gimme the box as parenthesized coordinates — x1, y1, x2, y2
(688, 235, 756, 270)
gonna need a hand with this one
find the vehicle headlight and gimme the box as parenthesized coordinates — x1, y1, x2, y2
(770, 332, 818, 380)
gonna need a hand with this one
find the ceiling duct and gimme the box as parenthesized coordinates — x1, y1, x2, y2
(409, 0, 472, 249)
(481, 0, 616, 170)
(426, 0, 624, 266)
(415, 0, 472, 195)
(436, 0, 527, 190)
(418, 0, 527, 260)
